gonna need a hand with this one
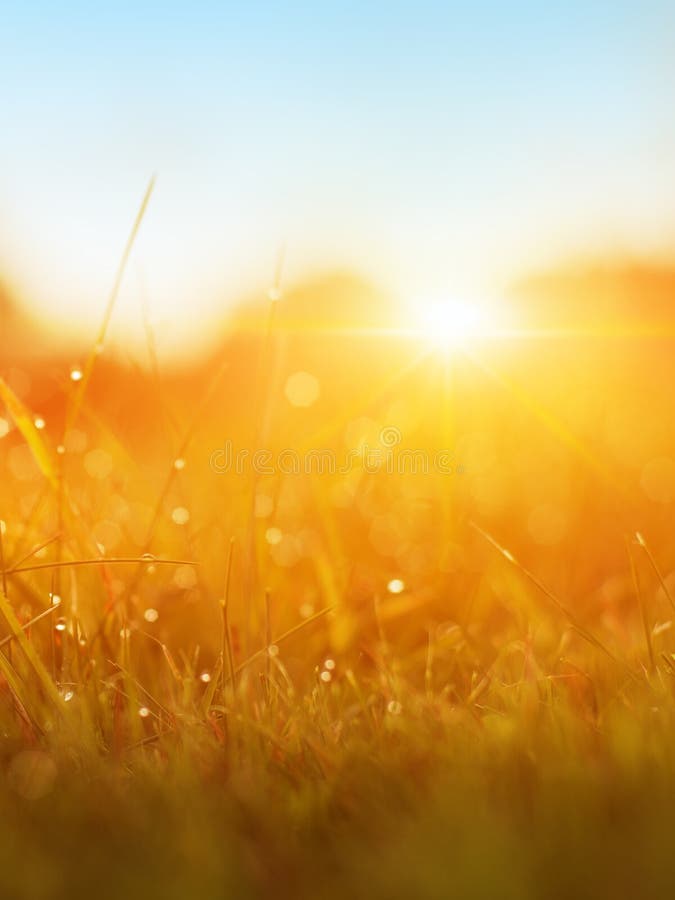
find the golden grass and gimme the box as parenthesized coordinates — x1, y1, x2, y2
(2, 198, 675, 896)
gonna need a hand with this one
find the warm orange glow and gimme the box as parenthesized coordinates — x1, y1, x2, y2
(2, 1, 675, 888)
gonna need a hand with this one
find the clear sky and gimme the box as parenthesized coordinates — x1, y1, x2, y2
(1, 1, 674, 350)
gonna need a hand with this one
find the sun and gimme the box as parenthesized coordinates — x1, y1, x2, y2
(415, 296, 495, 350)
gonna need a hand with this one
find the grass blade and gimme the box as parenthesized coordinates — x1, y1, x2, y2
(0, 590, 63, 708)
(0, 378, 57, 488)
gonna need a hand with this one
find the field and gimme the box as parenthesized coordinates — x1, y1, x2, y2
(2, 259, 675, 899)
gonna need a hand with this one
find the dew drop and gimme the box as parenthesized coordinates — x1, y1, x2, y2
(171, 507, 190, 526)
(387, 578, 405, 595)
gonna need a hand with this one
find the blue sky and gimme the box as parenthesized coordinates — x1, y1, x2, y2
(1, 2, 674, 348)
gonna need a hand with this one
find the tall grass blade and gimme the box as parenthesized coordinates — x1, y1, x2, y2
(0, 590, 63, 708)
(0, 378, 58, 487)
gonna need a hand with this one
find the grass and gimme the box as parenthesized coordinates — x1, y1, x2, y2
(2, 213, 675, 896)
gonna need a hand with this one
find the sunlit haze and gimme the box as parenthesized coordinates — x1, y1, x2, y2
(4, 4, 675, 893)
(1, 2, 675, 353)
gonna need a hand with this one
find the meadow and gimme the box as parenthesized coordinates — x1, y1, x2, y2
(2, 253, 675, 899)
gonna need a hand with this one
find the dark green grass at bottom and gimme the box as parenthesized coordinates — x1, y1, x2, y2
(1, 745, 673, 900)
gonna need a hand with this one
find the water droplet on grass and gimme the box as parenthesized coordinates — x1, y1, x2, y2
(171, 507, 190, 525)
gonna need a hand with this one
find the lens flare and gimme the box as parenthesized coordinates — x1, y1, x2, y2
(416, 297, 495, 349)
